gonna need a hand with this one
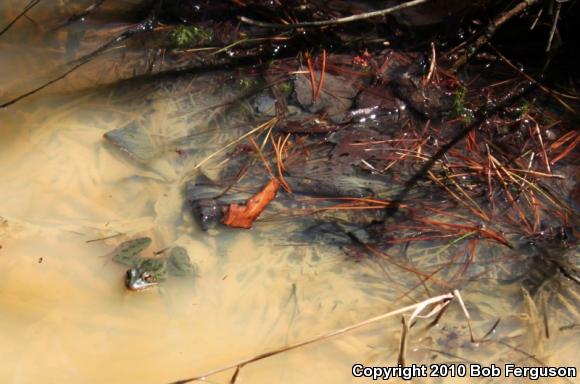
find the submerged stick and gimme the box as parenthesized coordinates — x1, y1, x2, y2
(0, 0, 41, 38)
(239, 0, 430, 29)
(397, 316, 408, 366)
(56, 0, 107, 29)
(0, 0, 162, 108)
(170, 293, 455, 384)
(448, 0, 541, 70)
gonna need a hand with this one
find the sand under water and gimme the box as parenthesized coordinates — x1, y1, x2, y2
(0, 1, 578, 383)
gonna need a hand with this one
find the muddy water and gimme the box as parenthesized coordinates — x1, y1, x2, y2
(0, 2, 578, 384)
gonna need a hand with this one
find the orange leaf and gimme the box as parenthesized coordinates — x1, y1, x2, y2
(222, 179, 280, 229)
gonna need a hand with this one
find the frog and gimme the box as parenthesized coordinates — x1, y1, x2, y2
(111, 237, 152, 266)
(125, 258, 168, 291)
(111, 238, 197, 291)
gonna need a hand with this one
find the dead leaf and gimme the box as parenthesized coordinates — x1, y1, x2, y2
(104, 122, 160, 163)
(222, 179, 280, 228)
(294, 72, 359, 123)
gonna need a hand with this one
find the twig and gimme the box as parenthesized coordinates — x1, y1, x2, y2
(229, 366, 241, 384)
(85, 233, 123, 243)
(0, 0, 163, 108)
(448, 0, 541, 70)
(169, 293, 455, 384)
(239, 0, 430, 29)
(210, 36, 291, 56)
(479, 318, 501, 341)
(397, 316, 408, 366)
(488, 44, 576, 112)
(56, 0, 106, 29)
(546, 1, 561, 52)
(0, 0, 41, 38)
(422, 42, 436, 86)
(454, 290, 475, 342)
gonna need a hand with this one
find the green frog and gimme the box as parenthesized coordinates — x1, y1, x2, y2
(125, 258, 168, 291)
(111, 237, 152, 266)
(111, 238, 197, 291)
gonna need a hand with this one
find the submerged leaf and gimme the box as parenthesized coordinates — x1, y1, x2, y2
(104, 122, 161, 163)
(112, 237, 152, 267)
(294, 72, 359, 123)
(167, 246, 197, 276)
(222, 179, 280, 229)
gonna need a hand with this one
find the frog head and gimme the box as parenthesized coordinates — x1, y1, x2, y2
(124, 259, 167, 291)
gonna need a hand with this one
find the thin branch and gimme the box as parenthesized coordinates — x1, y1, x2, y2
(397, 316, 408, 366)
(169, 293, 455, 384)
(448, 0, 541, 70)
(0, 26, 135, 108)
(0, 0, 41, 37)
(0, 0, 163, 108)
(56, 0, 107, 29)
(546, 1, 561, 52)
(239, 0, 430, 29)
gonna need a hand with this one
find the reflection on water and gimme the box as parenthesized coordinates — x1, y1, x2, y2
(0, 2, 578, 383)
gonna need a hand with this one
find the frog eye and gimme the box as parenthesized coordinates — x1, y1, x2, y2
(142, 272, 155, 282)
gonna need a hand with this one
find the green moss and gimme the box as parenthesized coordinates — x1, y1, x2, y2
(519, 101, 530, 117)
(238, 78, 259, 90)
(277, 81, 293, 96)
(172, 25, 212, 47)
(452, 86, 474, 124)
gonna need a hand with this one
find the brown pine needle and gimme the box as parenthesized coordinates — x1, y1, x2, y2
(506, 169, 563, 179)
(271, 134, 292, 192)
(314, 49, 327, 101)
(549, 130, 577, 151)
(428, 171, 489, 222)
(550, 134, 580, 165)
(363, 243, 452, 288)
(528, 117, 551, 173)
(489, 44, 576, 112)
(418, 219, 510, 247)
(489, 157, 533, 233)
(182, 117, 278, 180)
(310, 205, 392, 212)
(296, 196, 393, 206)
(279, 133, 292, 171)
(248, 137, 277, 181)
(305, 52, 317, 103)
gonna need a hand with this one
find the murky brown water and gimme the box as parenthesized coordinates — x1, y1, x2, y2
(1, 2, 578, 383)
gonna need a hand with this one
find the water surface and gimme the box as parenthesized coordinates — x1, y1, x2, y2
(0, 2, 577, 383)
